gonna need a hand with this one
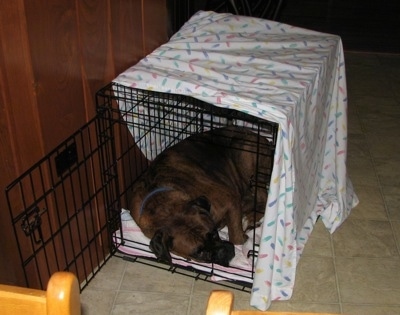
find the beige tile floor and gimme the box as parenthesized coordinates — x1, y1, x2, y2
(80, 52, 400, 315)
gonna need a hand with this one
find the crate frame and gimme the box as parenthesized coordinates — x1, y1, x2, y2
(95, 82, 279, 291)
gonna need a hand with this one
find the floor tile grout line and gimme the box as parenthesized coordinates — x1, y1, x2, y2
(330, 225, 344, 314)
(392, 220, 400, 257)
(362, 103, 400, 256)
(186, 276, 196, 315)
(355, 98, 400, 258)
(109, 258, 128, 314)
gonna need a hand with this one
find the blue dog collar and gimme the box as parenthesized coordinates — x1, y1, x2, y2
(139, 187, 173, 216)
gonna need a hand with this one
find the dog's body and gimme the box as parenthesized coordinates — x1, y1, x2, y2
(130, 126, 272, 266)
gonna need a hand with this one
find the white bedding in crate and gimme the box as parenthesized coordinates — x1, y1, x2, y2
(117, 209, 261, 284)
(113, 11, 359, 310)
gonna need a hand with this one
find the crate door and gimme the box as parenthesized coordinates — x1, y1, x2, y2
(6, 118, 116, 289)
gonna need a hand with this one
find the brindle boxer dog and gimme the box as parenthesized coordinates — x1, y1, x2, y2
(130, 125, 272, 267)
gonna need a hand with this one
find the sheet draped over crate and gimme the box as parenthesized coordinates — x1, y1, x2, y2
(113, 11, 358, 310)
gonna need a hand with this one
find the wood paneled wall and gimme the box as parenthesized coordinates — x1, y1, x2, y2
(0, 0, 168, 286)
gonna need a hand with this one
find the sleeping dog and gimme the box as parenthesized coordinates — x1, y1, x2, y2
(130, 125, 272, 266)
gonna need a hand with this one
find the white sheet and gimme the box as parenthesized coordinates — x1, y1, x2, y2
(113, 11, 359, 310)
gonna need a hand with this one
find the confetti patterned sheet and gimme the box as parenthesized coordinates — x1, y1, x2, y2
(113, 11, 359, 311)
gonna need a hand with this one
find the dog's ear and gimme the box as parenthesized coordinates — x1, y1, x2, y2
(149, 229, 173, 265)
(189, 195, 211, 212)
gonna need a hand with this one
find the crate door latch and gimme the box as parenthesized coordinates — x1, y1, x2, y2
(21, 207, 44, 244)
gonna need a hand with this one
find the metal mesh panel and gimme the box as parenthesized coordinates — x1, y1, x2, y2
(95, 83, 278, 289)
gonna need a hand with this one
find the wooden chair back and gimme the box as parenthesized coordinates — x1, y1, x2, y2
(0, 272, 80, 315)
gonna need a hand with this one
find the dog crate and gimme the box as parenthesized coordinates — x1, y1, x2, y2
(5, 82, 278, 292)
(95, 82, 279, 291)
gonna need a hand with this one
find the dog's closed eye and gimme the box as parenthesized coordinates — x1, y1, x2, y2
(193, 246, 211, 261)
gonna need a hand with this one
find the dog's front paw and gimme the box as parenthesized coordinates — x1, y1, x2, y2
(230, 232, 248, 245)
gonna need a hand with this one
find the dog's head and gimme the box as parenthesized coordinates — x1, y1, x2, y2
(149, 196, 235, 266)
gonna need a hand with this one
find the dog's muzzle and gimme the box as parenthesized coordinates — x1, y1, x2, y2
(211, 240, 235, 267)
(193, 239, 235, 267)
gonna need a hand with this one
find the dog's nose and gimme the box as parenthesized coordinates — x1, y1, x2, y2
(213, 241, 235, 267)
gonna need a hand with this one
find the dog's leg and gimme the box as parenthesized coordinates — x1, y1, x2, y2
(228, 219, 248, 244)
(224, 201, 248, 245)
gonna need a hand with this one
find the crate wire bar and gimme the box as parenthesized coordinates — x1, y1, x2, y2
(95, 82, 278, 290)
(5, 117, 119, 290)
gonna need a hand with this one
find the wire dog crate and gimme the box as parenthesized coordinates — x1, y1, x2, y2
(95, 82, 279, 291)
(5, 82, 278, 292)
